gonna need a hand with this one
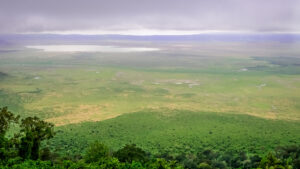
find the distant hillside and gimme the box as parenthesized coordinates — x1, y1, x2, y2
(0, 72, 8, 79)
(51, 110, 300, 156)
(1, 33, 300, 46)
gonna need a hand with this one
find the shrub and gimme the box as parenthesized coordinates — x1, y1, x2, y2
(114, 144, 149, 163)
(84, 142, 109, 163)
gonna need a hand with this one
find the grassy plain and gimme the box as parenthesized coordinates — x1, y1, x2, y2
(0, 41, 299, 155)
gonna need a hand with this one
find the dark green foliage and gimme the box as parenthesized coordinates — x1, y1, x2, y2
(0, 107, 55, 163)
(258, 153, 291, 169)
(197, 162, 212, 169)
(114, 144, 149, 163)
(124, 161, 145, 169)
(1, 107, 300, 168)
(0, 107, 19, 162)
(40, 147, 60, 161)
(84, 141, 109, 163)
(51, 111, 300, 156)
(0, 107, 19, 135)
(146, 158, 183, 169)
(0, 136, 9, 162)
(19, 131, 34, 160)
(19, 116, 55, 160)
(170, 149, 264, 169)
(20, 116, 55, 142)
(92, 157, 123, 169)
(275, 145, 300, 169)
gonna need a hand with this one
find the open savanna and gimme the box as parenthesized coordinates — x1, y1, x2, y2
(0, 41, 299, 155)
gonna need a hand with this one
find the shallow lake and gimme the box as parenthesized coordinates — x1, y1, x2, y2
(26, 45, 159, 52)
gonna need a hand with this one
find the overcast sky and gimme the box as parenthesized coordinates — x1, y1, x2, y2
(1, 0, 300, 35)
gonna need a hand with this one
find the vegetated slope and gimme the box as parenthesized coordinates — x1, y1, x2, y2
(50, 110, 300, 156)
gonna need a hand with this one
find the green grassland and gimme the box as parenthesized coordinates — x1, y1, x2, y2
(0, 43, 299, 156)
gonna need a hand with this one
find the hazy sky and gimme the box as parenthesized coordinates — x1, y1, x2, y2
(1, 0, 300, 35)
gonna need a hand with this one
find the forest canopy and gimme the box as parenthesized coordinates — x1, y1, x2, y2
(0, 107, 299, 169)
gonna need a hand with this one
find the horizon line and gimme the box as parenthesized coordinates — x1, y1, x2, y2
(18, 29, 300, 36)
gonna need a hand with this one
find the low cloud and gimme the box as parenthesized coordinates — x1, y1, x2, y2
(1, 0, 299, 34)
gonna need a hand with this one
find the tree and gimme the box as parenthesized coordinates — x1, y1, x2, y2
(258, 153, 291, 169)
(146, 158, 183, 169)
(19, 116, 55, 160)
(94, 157, 123, 169)
(197, 162, 212, 169)
(114, 144, 149, 163)
(84, 141, 109, 163)
(0, 107, 19, 135)
(276, 145, 300, 169)
(0, 107, 19, 161)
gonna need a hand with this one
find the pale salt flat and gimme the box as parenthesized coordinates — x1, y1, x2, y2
(26, 45, 159, 52)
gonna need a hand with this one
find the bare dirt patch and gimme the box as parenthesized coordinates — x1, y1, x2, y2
(46, 104, 118, 126)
